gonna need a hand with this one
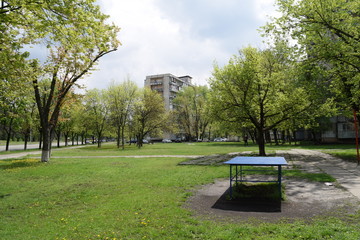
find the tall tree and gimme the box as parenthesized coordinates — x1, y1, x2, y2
(1, 1, 119, 162)
(265, 0, 360, 115)
(210, 46, 311, 155)
(133, 88, 169, 148)
(173, 85, 211, 141)
(107, 79, 138, 149)
(84, 89, 109, 148)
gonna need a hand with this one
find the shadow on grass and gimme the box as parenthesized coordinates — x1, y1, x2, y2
(212, 184, 282, 212)
(0, 159, 41, 171)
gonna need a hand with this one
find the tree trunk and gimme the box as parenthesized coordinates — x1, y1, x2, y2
(136, 133, 143, 148)
(5, 118, 14, 151)
(293, 131, 297, 146)
(38, 128, 42, 149)
(5, 130, 11, 151)
(41, 127, 52, 162)
(24, 131, 29, 150)
(116, 126, 121, 148)
(121, 126, 125, 150)
(273, 129, 279, 145)
(257, 128, 266, 156)
(97, 132, 102, 148)
(265, 130, 271, 144)
(281, 130, 286, 144)
(55, 129, 61, 148)
(64, 133, 69, 146)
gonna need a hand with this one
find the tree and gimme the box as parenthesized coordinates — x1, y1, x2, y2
(84, 89, 109, 148)
(1, 1, 119, 162)
(107, 79, 138, 149)
(18, 100, 37, 150)
(265, 0, 360, 116)
(133, 88, 169, 148)
(173, 85, 212, 141)
(210, 46, 311, 155)
(0, 75, 33, 151)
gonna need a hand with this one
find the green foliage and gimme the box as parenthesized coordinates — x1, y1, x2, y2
(84, 89, 109, 147)
(132, 88, 170, 147)
(173, 85, 212, 140)
(209, 46, 311, 155)
(1, 0, 120, 161)
(107, 79, 138, 149)
(265, 0, 360, 111)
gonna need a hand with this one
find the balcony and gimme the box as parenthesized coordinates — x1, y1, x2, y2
(170, 85, 179, 92)
(150, 81, 162, 86)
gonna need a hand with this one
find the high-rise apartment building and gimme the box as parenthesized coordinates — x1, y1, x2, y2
(144, 73, 192, 111)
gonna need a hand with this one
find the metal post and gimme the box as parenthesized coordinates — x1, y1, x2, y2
(229, 165, 233, 199)
(353, 110, 360, 165)
(278, 165, 282, 199)
(240, 165, 243, 182)
(236, 165, 238, 185)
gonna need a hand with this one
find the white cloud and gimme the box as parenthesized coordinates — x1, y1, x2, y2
(80, 0, 276, 89)
(253, 0, 280, 22)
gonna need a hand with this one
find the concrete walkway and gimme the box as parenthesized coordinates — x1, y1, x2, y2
(277, 149, 360, 200)
(0, 145, 85, 160)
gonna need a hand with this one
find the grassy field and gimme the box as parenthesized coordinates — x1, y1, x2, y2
(1, 142, 359, 239)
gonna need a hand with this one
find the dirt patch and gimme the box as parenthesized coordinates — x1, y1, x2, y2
(185, 178, 359, 223)
(179, 151, 253, 165)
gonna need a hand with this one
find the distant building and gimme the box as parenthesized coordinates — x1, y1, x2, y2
(291, 116, 357, 143)
(144, 73, 193, 140)
(144, 73, 192, 111)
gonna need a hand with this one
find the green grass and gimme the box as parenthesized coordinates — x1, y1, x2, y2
(50, 141, 357, 157)
(322, 149, 360, 163)
(49, 142, 260, 157)
(1, 143, 360, 239)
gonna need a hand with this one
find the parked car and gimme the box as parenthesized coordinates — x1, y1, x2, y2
(162, 139, 172, 143)
(213, 137, 227, 142)
(142, 139, 149, 144)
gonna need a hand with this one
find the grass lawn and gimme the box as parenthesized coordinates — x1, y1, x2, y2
(1, 143, 359, 239)
(48, 141, 358, 157)
(48, 142, 260, 157)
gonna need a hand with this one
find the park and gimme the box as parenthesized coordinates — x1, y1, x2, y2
(0, 141, 360, 239)
(1, 0, 360, 239)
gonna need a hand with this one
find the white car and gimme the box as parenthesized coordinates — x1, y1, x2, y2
(162, 139, 172, 143)
(214, 137, 227, 142)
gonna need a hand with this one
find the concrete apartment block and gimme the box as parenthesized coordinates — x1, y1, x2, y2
(144, 73, 192, 111)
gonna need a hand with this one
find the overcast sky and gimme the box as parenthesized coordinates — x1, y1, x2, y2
(78, 0, 279, 90)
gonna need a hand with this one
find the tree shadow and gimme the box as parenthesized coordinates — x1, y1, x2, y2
(212, 187, 282, 212)
(0, 159, 40, 171)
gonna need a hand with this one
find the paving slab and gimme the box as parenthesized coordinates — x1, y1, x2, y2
(277, 149, 360, 200)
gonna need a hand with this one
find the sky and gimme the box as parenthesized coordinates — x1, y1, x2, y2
(78, 0, 280, 90)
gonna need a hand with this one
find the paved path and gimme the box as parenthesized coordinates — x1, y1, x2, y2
(0, 145, 85, 160)
(277, 149, 360, 200)
(0, 142, 70, 151)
